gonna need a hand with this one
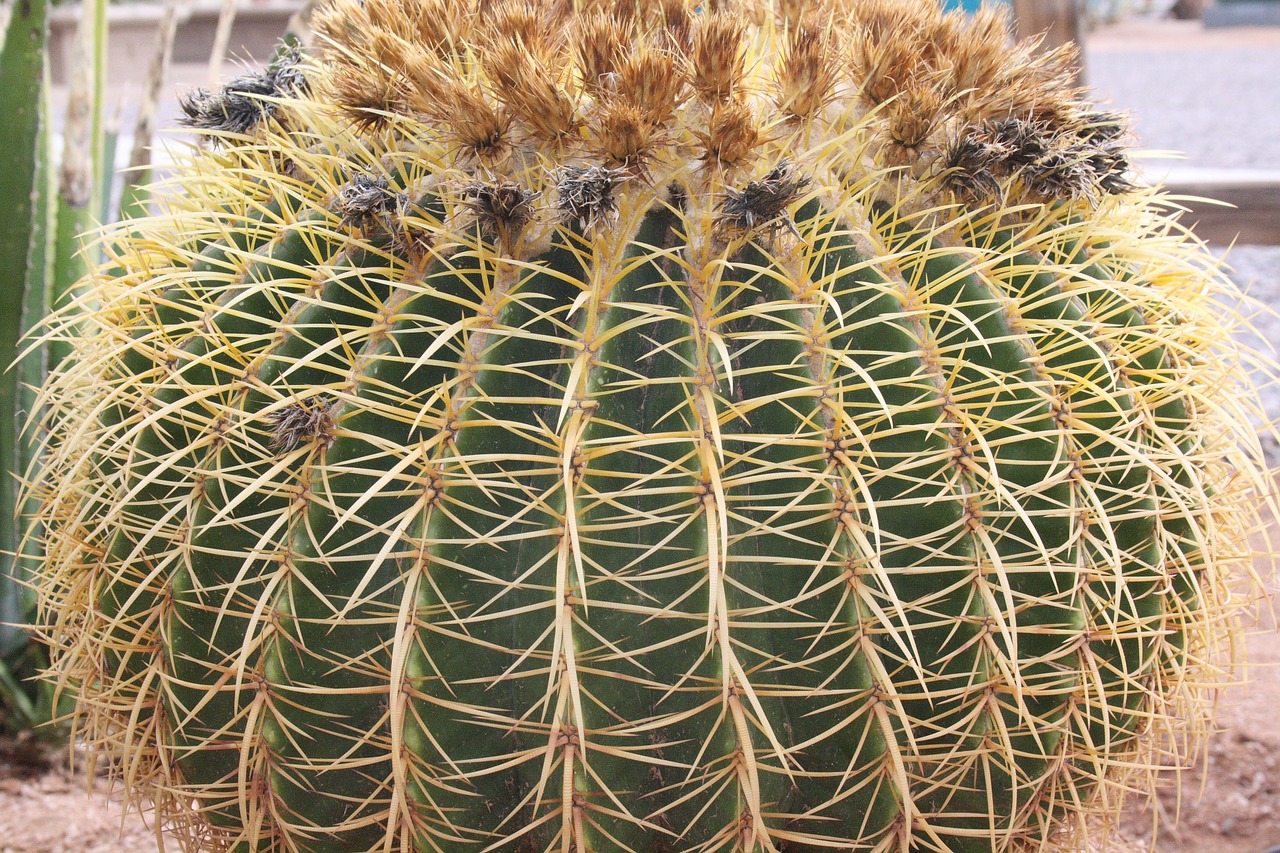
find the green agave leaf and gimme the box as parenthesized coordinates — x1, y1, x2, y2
(0, 0, 50, 667)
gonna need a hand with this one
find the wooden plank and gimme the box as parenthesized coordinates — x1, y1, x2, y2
(1011, 0, 1084, 47)
(1010, 0, 1087, 80)
(1160, 178, 1280, 246)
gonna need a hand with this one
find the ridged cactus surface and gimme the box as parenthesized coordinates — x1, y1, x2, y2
(26, 1, 1275, 851)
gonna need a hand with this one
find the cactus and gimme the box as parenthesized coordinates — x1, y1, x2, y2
(25, 0, 1275, 850)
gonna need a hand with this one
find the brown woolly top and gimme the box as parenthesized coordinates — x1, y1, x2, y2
(297, 0, 1131, 212)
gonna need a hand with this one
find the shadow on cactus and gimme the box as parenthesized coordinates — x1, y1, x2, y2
(22, 0, 1278, 850)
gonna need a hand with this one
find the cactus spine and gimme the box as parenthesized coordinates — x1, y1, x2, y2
(26, 0, 1274, 851)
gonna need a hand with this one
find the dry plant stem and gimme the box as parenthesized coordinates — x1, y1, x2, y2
(124, 0, 182, 206)
(23, 1, 1278, 852)
(207, 0, 240, 87)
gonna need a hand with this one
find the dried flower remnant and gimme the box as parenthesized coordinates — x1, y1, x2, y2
(929, 114, 1135, 202)
(718, 163, 810, 234)
(484, 6, 579, 141)
(1023, 147, 1096, 201)
(1039, 139, 1136, 199)
(328, 71, 408, 130)
(1087, 141, 1137, 195)
(334, 173, 403, 229)
(576, 11, 633, 96)
(937, 134, 1005, 203)
(615, 46, 686, 128)
(851, 28, 924, 108)
(463, 179, 538, 240)
(881, 85, 945, 164)
(656, 0, 693, 51)
(432, 83, 511, 160)
(690, 12, 747, 103)
(267, 396, 337, 452)
(1078, 109, 1129, 144)
(696, 99, 761, 171)
(591, 103, 664, 171)
(1072, 110, 1137, 194)
(179, 77, 278, 138)
(488, 44, 578, 140)
(555, 165, 628, 232)
(775, 24, 839, 120)
(267, 45, 310, 100)
(961, 112, 1140, 200)
(177, 48, 307, 140)
(983, 117, 1050, 170)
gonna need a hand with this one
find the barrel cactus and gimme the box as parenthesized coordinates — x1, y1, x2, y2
(26, 0, 1274, 850)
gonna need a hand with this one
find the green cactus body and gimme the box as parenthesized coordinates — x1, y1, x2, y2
(26, 1, 1273, 851)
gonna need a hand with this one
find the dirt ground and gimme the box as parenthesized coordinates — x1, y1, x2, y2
(0, 745, 158, 853)
(1109, 585, 1280, 853)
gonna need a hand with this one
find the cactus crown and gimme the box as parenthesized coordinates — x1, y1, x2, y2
(25, 1, 1276, 852)
(310, 0, 1128, 205)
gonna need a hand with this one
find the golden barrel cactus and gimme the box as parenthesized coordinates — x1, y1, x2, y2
(26, 0, 1276, 850)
